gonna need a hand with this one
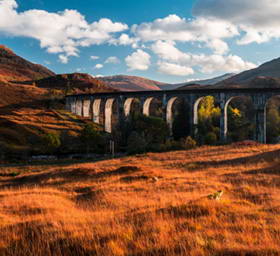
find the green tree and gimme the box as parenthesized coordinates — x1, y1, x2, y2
(80, 124, 105, 154)
(124, 113, 169, 152)
(42, 133, 61, 154)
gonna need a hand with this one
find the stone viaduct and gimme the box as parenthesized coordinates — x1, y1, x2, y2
(65, 88, 280, 144)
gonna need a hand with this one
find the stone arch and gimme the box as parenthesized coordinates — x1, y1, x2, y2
(82, 99, 91, 118)
(92, 99, 101, 124)
(105, 98, 115, 133)
(264, 95, 280, 143)
(124, 98, 134, 117)
(223, 95, 255, 142)
(143, 97, 154, 116)
(75, 99, 83, 116)
(193, 95, 220, 140)
(193, 97, 205, 127)
(166, 97, 178, 133)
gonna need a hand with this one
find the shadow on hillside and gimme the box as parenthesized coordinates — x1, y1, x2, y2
(0, 100, 85, 122)
(189, 148, 280, 169)
(0, 166, 142, 189)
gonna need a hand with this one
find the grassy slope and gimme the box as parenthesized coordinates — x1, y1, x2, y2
(0, 82, 89, 153)
(1, 144, 280, 255)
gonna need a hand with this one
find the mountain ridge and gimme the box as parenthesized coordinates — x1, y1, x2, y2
(0, 45, 55, 82)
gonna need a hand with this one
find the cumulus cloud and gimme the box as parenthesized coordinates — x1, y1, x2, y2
(151, 40, 256, 75)
(94, 64, 103, 69)
(58, 55, 68, 64)
(132, 14, 237, 54)
(0, 0, 128, 60)
(193, 0, 280, 45)
(105, 56, 120, 64)
(157, 62, 194, 76)
(125, 49, 151, 71)
(90, 56, 99, 60)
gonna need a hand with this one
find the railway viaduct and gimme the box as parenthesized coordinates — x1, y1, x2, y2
(66, 88, 280, 144)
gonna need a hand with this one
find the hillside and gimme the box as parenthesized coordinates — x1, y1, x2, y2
(0, 46, 115, 157)
(177, 73, 236, 90)
(219, 57, 280, 86)
(100, 75, 167, 91)
(1, 144, 280, 255)
(34, 73, 116, 94)
(0, 45, 54, 82)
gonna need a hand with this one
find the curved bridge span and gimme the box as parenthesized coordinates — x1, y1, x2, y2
(66, 88, 280, 143)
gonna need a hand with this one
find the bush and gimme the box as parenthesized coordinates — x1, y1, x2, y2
(42, 133, 61, 153)
(181, 136, 197, 150)
(80, 124, 106, 154)
(204, 132, 217, 145)
(127, 132, 147, 155)
(160, 139, 182, 152)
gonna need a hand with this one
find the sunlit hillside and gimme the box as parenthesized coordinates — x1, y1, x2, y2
(1, 143, 280, 255)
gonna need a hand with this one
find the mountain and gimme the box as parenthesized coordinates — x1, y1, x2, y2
(99, 75, 168, 91)
(175, 73, 236, 90)
(0, 45, 55, 82)
(34, 73, 116, 94)
(219, 57, 280, 86)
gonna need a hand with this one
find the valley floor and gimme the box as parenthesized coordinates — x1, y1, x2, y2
(1, 144, 280, 255)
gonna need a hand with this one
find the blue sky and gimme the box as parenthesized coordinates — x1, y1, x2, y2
(1, 0, 280, 83)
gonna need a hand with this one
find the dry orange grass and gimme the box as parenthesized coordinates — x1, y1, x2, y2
(1, 144, 280, 255)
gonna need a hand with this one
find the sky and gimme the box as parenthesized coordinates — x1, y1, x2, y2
(1, 0, 280, 83)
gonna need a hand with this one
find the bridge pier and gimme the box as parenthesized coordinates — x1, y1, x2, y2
(82, 100, 91, 118)
(254, 108, 266, 144)
(92, 99, 101, 124)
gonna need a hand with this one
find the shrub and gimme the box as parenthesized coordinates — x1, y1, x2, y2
(80, 124, 106, 154)
(127, 132, 147, 155)
(204, 132, 217, 145)
(42, 133, 61, 153)
(160, 139, 182, 152)
(180, 136, 197, 150)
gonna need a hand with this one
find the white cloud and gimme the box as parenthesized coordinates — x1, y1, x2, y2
(151, 40, 256, 75)
(157, 62, 194, 76)
(92, 74, 104, 78)
(105, 56, 120, 64)
(125, 49, 151, 71)
(0, 0, 128, 60)
(193, 0, 280, 45)
(90, 55, 99, 60)
(151, 40, 190, 62)
(133, 14, 237, 54)
(94, 63, 103, 69)
(58, 54, 68, 64)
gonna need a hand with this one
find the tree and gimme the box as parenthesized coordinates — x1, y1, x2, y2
(80, 124, 106, 154)
(124, 113, 169, 152)
(197, 96, 221, 144)
(42, 133, 61, 154)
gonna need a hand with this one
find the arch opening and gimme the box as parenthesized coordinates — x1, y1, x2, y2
(124, 98, 141, 118)
(91, 99, 102, 124)
(225, 96, 255, 142)
(104, 98, 119, 133)
(167, 97, 190, 138)
(194, 96, 220, 144)
(266, 95, 280, 143)
(143, 97, 163, 118)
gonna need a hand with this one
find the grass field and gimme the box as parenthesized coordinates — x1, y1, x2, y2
(1, 143, 280, 255)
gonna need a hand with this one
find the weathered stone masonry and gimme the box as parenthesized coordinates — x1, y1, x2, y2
(66, 88, 280, 143)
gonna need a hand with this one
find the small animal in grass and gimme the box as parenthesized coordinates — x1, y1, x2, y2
(208, 190, 223, 201)
(151, 176, 159, 182)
